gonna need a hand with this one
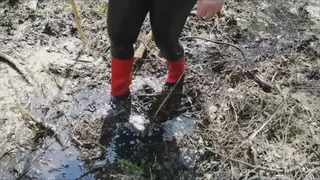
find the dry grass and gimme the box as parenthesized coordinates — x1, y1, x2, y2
(192, 80, 320, 179)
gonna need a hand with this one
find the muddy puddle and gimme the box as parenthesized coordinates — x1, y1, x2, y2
(0, 49, 199, 179)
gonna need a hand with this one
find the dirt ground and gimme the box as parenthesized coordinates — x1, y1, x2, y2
(0, 0, 320, 179)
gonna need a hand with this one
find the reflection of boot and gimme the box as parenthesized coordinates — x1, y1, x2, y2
(100, 94, 131, 147)
(149, 57, 185, 122)
(100, 56, 133, 147)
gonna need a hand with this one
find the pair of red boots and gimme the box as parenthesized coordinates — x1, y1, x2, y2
(99, 56, 186, 146)
(111, 56, 186, 96)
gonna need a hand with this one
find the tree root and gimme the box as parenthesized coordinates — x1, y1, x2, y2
(0, 53, 35, 86)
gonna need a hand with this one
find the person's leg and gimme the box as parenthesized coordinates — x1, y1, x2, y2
(150, 0, 196, 85)
(101, 0, 150, 147)
(108, 0, 150, 98)
(148, 0, 196, 121)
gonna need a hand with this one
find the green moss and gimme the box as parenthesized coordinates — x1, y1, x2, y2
(117, 158, 144, 176)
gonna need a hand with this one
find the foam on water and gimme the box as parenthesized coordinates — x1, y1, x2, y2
(129, 115, 149, 131)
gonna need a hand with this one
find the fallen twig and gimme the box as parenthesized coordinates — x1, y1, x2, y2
(16, 140, 56, 180)
(180, 36, 248, 67)
(70, 0, 87, 44)
(303, 168, 320, 180)
(0, 148, 14, 161)
(136, 33, 166, 63)
(250, 146, 258, 165)
(245, 70, 275, 92)
(204, 146, 282, 173)
(19, 108, 65, 147)
(134, 31, 153, 60)
(248, 93, 290, 141)
(69, 133, 84, 147)
(244, 167, 259, 180)
(152, 72, 185, 119)
(76, 165, 105, 180)
(0, 53, 34, 85)
(246, 175, 260, 180)
(135, 93, 158, 97)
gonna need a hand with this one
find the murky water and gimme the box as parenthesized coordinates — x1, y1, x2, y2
(0, 68, 197, 179)
(36, 140, 94, 180)
(22, 116, 197, 179)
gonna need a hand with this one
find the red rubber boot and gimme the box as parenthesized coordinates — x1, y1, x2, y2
(148, 57, 186, 122)
(100, 57, 134, 146)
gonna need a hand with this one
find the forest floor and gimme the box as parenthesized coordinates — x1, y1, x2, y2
(0, 0, 320, 179)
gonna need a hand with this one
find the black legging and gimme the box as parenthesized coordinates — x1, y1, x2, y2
(107, 0, 196, 61)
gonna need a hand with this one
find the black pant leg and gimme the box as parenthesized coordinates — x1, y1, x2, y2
(107, 0, 150, 59)
(150, 0, 196, 61)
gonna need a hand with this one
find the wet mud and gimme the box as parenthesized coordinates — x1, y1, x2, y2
(1, 0, 320, 179)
